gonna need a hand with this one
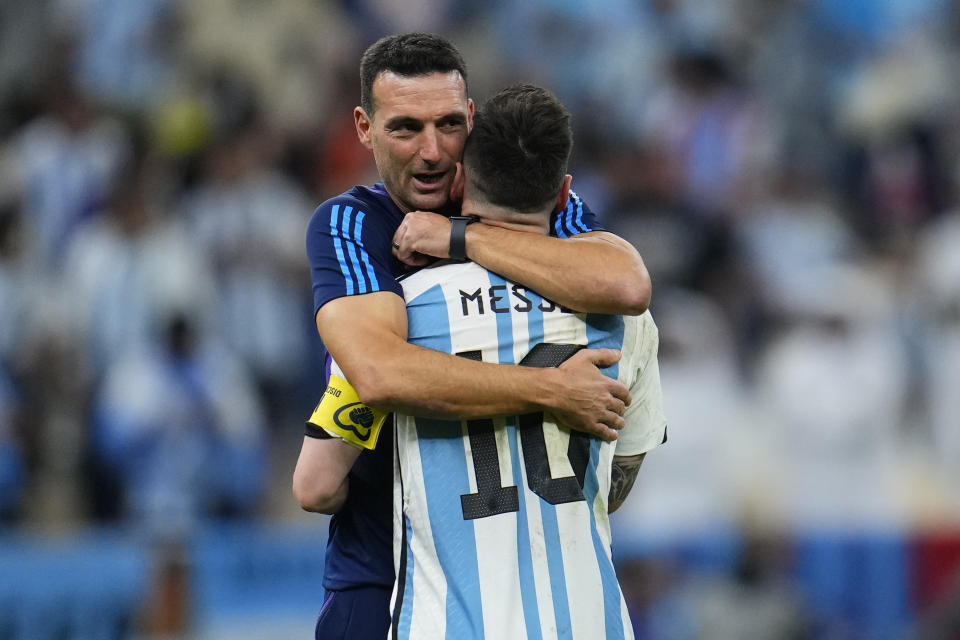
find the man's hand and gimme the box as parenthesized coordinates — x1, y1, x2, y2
(392, 211, 451, 266)
(549, 348, 631, 442)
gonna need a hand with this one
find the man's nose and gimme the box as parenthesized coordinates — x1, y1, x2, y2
(419, 129, 441, 164)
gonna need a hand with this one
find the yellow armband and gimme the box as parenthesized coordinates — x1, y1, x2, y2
(307, 375, 388, 450)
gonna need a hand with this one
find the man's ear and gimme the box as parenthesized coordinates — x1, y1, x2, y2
(554, 174, 573, 212)
(354, 106, 374, 150)
(467, 98, 475, 131)
(451, 162, 465, 202)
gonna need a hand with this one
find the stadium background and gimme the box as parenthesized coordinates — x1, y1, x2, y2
(1, 0, 959, 638)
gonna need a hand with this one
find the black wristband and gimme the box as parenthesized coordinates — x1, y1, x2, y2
(448, 216, 479, 261)
(305, 421, 334, 439)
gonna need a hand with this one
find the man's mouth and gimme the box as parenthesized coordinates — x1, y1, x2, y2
(413, 171, 446, 188)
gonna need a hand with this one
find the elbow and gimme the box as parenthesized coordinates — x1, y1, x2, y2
(618, 278, 651, 316)
(603, 276, 651, 316)
(349, 363, 400, 410)
(292, 469, 346, 515)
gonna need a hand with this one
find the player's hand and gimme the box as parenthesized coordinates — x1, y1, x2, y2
(392, 211, 452, 266)
(550, 348, 631, 442)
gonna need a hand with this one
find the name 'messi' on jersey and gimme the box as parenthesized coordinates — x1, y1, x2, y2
(457, 285, 576, 317)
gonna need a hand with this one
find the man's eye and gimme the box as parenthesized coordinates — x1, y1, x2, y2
(386, 126, 409, 136)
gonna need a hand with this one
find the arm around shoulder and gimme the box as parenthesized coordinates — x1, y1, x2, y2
(466, 226, 651, 315)
(316, 291, 629, 439)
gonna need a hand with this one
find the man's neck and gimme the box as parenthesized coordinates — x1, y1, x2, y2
(461, 198, 551, 235)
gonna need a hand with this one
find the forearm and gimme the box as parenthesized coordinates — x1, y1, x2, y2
(347, 339, 561, 418)
(608, 453, 645, 513)
(292, 437, 359, 514)
(318, 292, 628, 440)
(466, 226, 651, 315)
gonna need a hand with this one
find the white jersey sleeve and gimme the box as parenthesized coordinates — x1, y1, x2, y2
(613, 312, 668, 457)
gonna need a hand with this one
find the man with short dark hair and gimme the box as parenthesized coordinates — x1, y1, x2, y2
(390, 83, 665, 639)
(293, 33, 652, 639)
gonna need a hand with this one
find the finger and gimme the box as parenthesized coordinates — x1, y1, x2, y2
(407, 252, 431, 267)
(396, 250, 422, 266)
(592, 424, 619, 442)
(600, 411, 625, 430)
(607, 381, 632, 406)
(610, 397, 627, 417)
(583, 348, 622, 368)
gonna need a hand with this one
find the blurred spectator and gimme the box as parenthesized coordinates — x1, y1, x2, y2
(0, 365, 25, 522)
(175, 0, 356, 133)
(0, 202, 28, 367)
(614, 289, 756, 542)
(753, 261, 912, 531)
(52, 0, 178, 108)
(179, 113, 314, 427)
(62, 156, 216, 377)
(641, 48, 750, 218)
(912, 210, 960, 521)
(2, 76, 129, 271)
(688, 534, 812, 640)
(91, 310, 267, 535)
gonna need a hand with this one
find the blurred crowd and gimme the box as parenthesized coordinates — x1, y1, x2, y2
(1, 0, 960, 636)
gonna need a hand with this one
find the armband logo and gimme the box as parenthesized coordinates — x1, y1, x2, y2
(334, 403, 375, 442)
(308, 375, 388, 450)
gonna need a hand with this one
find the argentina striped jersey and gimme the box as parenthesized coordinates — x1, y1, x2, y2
(390, 261, 667, 640)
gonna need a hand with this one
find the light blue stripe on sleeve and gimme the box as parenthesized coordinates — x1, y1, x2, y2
(353, 210, 380, 290)
(407, 284, 484, 640)
(559, 197, 577, 236)
(341, 206, 368, 294)
(524, 297, 575, 638)
(329, 204, 354, 295)
(570, 191, 589, 233)
(553, 208, 568, 239)
(489, 272, 542, 640)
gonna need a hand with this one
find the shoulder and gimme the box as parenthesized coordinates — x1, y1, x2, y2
(308, 185, 401, 238)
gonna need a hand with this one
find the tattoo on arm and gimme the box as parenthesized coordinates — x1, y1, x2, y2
(608, 453, 645, 513)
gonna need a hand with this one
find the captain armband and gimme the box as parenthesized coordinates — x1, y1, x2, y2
(305, 375, 388, 450)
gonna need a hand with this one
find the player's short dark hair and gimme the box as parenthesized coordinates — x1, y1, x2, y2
(359, 33, 468, 116)
(463, 84, 572, 212)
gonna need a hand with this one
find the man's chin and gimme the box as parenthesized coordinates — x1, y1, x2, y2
(407, 188, 450, 213)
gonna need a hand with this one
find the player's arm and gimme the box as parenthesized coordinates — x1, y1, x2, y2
(392, 189, 651, 315)
(464, 226, 649, 315)
(317, 291, 629, 439)
(608, 453, 646, 513)
(607, 313, 668, 513)
(292, 436, 360, 513)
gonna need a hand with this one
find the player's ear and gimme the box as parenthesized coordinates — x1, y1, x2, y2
(467, 98, 475, 131)
(451, 162, 465, 202)
(354, 106, 374, 150)
(554, 174, 572, 212)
